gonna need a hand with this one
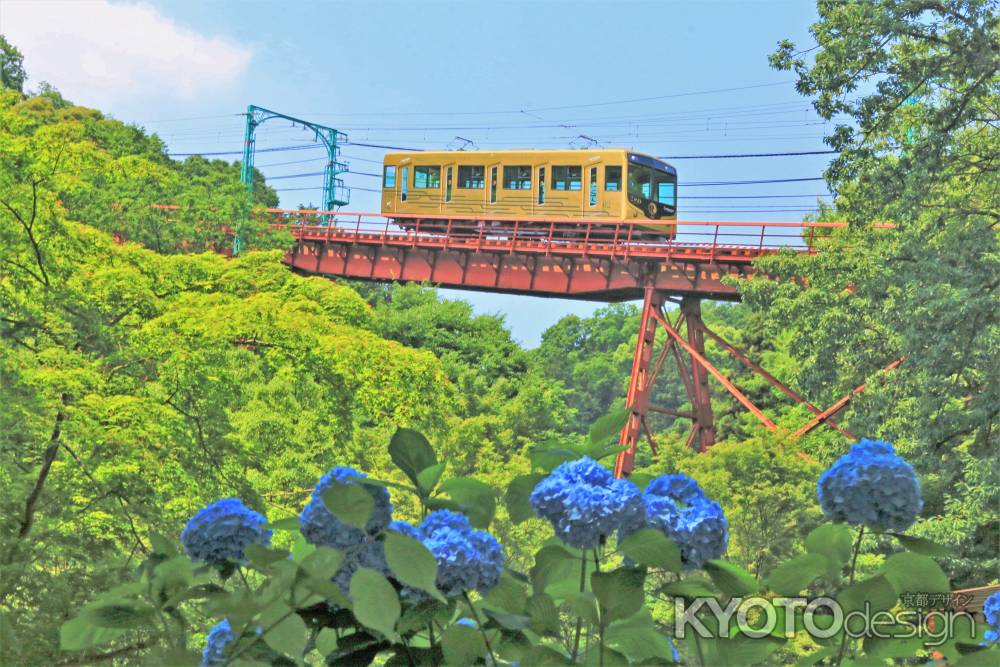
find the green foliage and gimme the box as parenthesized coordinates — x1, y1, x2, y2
(0, 35, 26, 93)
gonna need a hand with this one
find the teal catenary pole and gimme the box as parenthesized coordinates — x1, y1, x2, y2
(238, 105, 349, 254)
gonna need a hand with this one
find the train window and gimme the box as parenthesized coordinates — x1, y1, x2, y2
(605, 166, 621, 191)
(458, 165, 485, 189)
(552, 166, 582, 191)
(538, 167, 546, 205)
(490, 166, 498, 204)
(589, 167, 598, 206)
(628, 164, 652, 199)
(503, 166, 531, 189)
(654, 172, 676, 207)
(383, 165, 396, 189)
(413, 166, 441, 189)
(445, 167, 453, 202)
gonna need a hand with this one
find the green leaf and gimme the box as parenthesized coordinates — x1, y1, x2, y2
(482, 571, 528, 614)
(765, 552, 828, 595)
(384, 531, 444, 601)
(321, 481, 374, 530)
(483, 608, 531, 630)
(529, 446, 580, 472)
(266, 516, 301, 531)
(350, 567, 400, 640)
(315, 627, 338, 657)
(389, 428, 437, 487)
(626, 472, 654, 491)
(660, 576, 718, 598)
(704, 560, 760, 597)
(605, 608, 677, 663)
(619, 528, 682, 572)
(805, 523, 854, 569)
(588, 406, 628, 445)
(436, 477, 496, 528)
(82, 602, 156, 629)
(530, 545, 579, 596)
(889, 533, 950, 557)
(837, 574, 898, 615)
(795, 646, 838, 666)
(565, 592, 600, 625)
(717, 634, 784, 667)
(526, 593, 561, 634)
(441, 623, 486, 665)
(59, 615, 126, 651)
(880, 551, 950, 596)
(259, 601, 308, 660)
(955, 647, 1000, 666)
(300, 546, 344, 581)
(505, 473, 544, 525)
(148, 532, 178, 556)
(290, 535, 315, 563)
(591, 567, 646, 623)
(416, 461, 446, 495)
(245, 544, 291, 569)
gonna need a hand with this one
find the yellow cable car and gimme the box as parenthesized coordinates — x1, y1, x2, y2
(380, 148, 677, 239)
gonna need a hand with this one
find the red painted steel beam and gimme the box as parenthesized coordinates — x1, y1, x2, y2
(792, 357, 905, 438)
(651, 308, 778, 432)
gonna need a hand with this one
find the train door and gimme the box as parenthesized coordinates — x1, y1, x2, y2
(400, 166, 409, 204)
(488, 163, 499, 208)
(382, 164, 397, 213)
(587, 164, 599, 215)
(444, 164, 454, 211)
(536, 165, 547, 213)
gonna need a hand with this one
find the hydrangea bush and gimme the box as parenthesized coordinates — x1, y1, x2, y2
(61, 428, 992, 666)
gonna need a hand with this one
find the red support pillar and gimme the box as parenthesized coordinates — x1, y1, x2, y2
(681, 298, 716, 453)
(614, 286, 664, 478)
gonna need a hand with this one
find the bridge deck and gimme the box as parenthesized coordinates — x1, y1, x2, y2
(270, 210, 839, 301)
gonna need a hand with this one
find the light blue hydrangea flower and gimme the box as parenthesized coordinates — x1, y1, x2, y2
(530, 457, 643, 549)
(418, 510, 505, 597)
(456, 617, 478, 628)
(817, 439, 923, 531)
(181, 498, 271, 565)
(200, 619, 236, 666)
(299, 466, 393, 549)
(622, 473, 728, 569)
(983, 591, 1000, 645)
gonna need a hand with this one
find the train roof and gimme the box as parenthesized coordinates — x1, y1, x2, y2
(383, 148, 675, 173)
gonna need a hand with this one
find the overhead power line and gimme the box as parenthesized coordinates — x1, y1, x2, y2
(661, 150, 836, 159)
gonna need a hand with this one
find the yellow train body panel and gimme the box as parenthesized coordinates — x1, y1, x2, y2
(380, 148, 677, 236)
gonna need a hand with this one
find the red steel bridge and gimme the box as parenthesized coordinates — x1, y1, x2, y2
(153, 206, 898, 476)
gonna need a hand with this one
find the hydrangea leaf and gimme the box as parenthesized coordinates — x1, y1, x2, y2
(505, 473, 544, 525)
(384, 531, 445, 602)
(416, 462, 447, 495)
(619, 528, 682, 572)
(765, 552, 828, 595)
(389, 428, 438, 488)
(265, 516, 301, 531)
(565, 591, 600, 625)
(704, 560, 759, 597)
(245, 544, 290, 569)
(716, 634, 784, 666)
(837, 574, 898, 616)
(659, 576, 718, 599)
(315, 627, 338, 657)
(350, 567, 401, 641)
(591, 567, 646, 623)
(880, 552, 950, 596)
(441, 622, 486, 665)
(889, 533, 950, 557)
(300, 546, 344, 582)
(605, 608, 678, 663)
(81, 602, 157, 629)
(482, 608, 531, 630)
(321, 482, 374, 531)
(863, 624, 927, 659)
(526, 592, 561, 634)
(805, 523, 854, 577)
(483, 570, 528, 614)
(582, 645, 630, 666)
(259, 601, 308, 660)
(588, 407, 629, 446)
(531, 545, 580, 597)
(436, 477, 496, 529)
(529, 446, 581, 472)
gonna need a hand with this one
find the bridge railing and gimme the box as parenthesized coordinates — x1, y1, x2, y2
(254, 208, 882, 254)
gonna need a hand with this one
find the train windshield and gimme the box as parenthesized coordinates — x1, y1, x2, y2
(627, 154, 677, 209)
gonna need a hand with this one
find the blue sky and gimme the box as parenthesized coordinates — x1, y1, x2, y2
(4, 0, 828, 346)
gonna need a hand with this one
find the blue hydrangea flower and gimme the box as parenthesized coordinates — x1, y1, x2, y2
(181, 498, 271, 565)
(530, 457, 643, 549)
(983, 591, 1000, 645)
(622, 473, 728, 569)
(201, 619, 236, 666)
(332, 540, 390, 596)
(299, 466, 393, 549)
(456, 617, 478, 628)
(817, 439, 923, 531)
(417, 510, 505, 597)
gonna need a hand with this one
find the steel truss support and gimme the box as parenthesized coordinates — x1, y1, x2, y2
(613, 288, 901, 477)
